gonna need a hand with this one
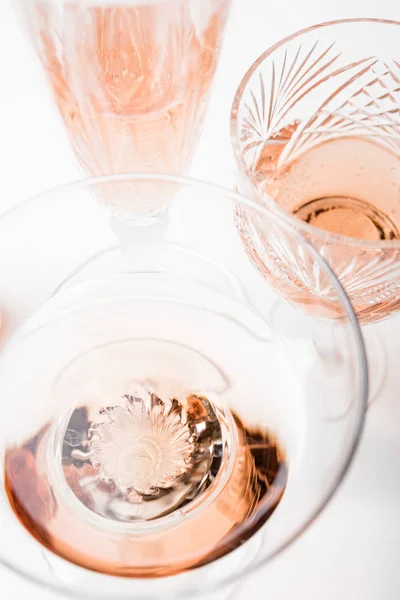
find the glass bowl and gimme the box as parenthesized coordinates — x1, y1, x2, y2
(0, 174, 367, 599)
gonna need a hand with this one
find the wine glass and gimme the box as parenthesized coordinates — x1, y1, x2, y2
(16, 0, 230, 202)
(231, 18, 400, 400)
(0, 175, 366, 599)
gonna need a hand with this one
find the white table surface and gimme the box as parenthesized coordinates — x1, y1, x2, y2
(1, 0, 400, 598)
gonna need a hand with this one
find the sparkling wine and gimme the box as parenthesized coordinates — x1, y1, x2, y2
(20, 0, 229, 181)
(4, 388, 286, 577)
(256, 127, 400, 242)
(241, 126, 400, 321)
(0, 273, 291, 578)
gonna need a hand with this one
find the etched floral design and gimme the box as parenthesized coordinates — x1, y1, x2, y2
(63, 389, 225, 521)
(88, 392, 197, 496)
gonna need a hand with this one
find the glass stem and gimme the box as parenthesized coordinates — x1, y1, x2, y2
(361, 325, 387, 406)
(111, 210, 170, 273)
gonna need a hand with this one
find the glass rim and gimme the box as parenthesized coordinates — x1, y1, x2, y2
(0, 172, 368, 599)
(231, 17, 400, 250)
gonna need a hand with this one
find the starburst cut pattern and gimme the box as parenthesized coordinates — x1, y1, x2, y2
(89, 393, 197, 496)
(239, 41, 400, 172)
(239, 206, 400, 320)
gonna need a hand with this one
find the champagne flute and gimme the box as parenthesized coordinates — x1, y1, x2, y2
(17, 0, 231, 214)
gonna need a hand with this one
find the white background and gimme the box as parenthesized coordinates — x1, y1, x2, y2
(0, 0, 400, 598)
